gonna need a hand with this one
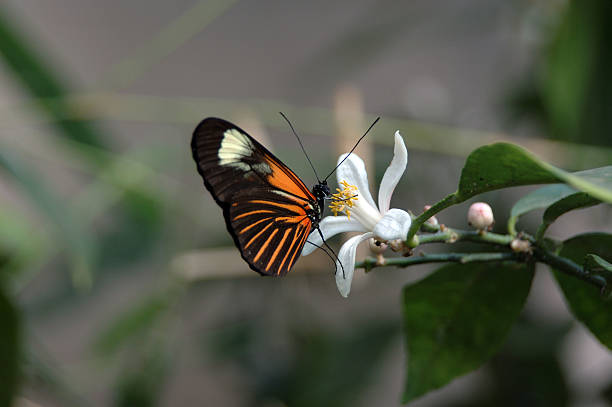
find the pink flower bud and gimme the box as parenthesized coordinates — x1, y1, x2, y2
(467, 202, 494, 230)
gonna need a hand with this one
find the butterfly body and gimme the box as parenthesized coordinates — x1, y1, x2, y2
(191, 118, 329, 276)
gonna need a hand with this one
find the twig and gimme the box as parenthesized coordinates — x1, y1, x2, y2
(416, 229, 514, 246)
(533, 248, 607, 290)
(357, 252, 519, 273)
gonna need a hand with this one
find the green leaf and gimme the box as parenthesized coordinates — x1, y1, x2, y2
(585, 254, 612, 274)
(553, 233, 612, 349)
(457, 143, 558, 199)
(456, 143, 612, 203)
(399, 145, 612, 241)
(542, 192, 600, 225)
(0, 283, 20, 407)
(508, 184, 577, 235)
(510, 184, 578, 219)
(535, 192, 600, 240)
(402, 261, 534, 403)
(508, 166, 611, 236)
(566, 165, 612, 204)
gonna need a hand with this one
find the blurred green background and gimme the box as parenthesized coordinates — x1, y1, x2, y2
(0, 0, 611, 406)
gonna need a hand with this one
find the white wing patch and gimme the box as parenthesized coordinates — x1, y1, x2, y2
(219, 128, 271, 174)
(219, 129, 252, 162)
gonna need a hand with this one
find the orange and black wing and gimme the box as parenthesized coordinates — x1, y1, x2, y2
(191, 117, 318, 276)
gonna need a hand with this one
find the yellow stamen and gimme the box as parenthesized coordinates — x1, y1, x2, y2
(329, 180, 358, 219)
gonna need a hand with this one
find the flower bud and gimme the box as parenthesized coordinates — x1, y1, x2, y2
(369, 238, 388, 254)
(423, 205, 439, 226)
(467, 202, 494, 230)
(510, 238, 531, 253)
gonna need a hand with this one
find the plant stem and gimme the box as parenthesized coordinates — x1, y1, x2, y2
(360, 224, 607, 290)
(532, 248, 607, 289)
(534, 221, 552, 242)
(406, 192, 458, 241)
(357, 252, 518, 272)
(417, 228, 514, 246)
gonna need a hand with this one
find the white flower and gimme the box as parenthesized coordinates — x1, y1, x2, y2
(303, 131, 411, 297)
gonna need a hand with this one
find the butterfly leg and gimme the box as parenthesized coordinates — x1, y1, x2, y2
(315, 226, 346, 279)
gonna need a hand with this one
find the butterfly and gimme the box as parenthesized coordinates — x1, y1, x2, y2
(191, 117, 331, 276)
(191, 116, 378, 277)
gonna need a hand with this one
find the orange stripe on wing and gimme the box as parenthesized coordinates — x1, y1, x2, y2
(253, 228, 279, 263)
(286, 227, 310, 271)
(233, 209, 275, 220)
(247, 199, 307, 215)
(274, 216, 308, 224)
(244, 222, 274, 249)
(278, 226, 301, 273)
(266, 228, 293, 274)
(238, 217, 272, 234)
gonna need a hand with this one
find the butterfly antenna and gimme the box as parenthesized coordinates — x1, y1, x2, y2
(279, 112, 322, 183)
(323, 117, 380, 182)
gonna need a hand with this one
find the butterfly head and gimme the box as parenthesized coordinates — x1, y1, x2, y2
(312, 181, 330, 218)
(312, 180, 330, 200)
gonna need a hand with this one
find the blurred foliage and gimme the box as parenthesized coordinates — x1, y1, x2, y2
(0, 3, 173, 291)
(0, 283, 19, 407)
(0, 7, 107, 150)
(448, 319, 572, 407)
(204, 317, 400, 407)
(93, 292, 171, 357)
(603, 379, 612, 405)
(114, 342, 169, 407)
(482, 319, 571, 407)
(21, 345, 86, 407)
(93, 290, 176, 407)
(96, 188, 164, 270)
(0, 148, 95, 287)
(510, 0, 612, 147)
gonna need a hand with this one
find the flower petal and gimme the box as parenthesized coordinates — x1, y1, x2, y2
(378, 131, 408, 214)
(336, 232, 374, 298)
(336, 153, 377, 210)
(302, 216, 367, 256)
(373, 208, 411, 241)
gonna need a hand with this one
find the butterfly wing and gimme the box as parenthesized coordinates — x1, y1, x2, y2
(228, 187, 313, 275)
(191, 117, 318, 276)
